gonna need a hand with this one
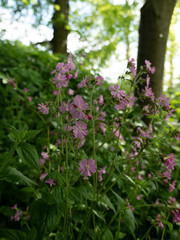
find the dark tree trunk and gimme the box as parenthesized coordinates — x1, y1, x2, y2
(136, 0, 177, 98)
(52, 0, 69, 54)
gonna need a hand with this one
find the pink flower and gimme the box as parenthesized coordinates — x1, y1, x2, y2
(39, 158, 45, 165)
(38, 103, 49, 115)
(145, 60, 156, 74)
(162, 170, 171, 180)
(68, 88, 74, 95)
(156, 215, 164, 229)
(53, 90, 58, 96)
(96, 75, 104, 85)
(98, 166, 107, 182)
(142, 75, 155, 101)
(73, 121, 88, 139)
(14, 210, 23, 221)
(40, 173, 48, 180)
(109, 85, 125, 99)
(158, 95, 171, 110)
(138, 174, 143, 180)
(164, 153, 175, 170)
(126, 199, 134, 212)
(23, 88, 29, 92)
(11, 204, 18, 210)
(70, 95, 89, 119)
(59, 100, 71, 113)
(45, 178, 56, 186)
(136, 195, 142, 200)
(79, 158, 97, 177)
(74, 71, 78, 79)
(168, 197, 177, 205)
(78, 76, 88, 88)
(41, 152, 49, 159)
(172, 211, 180, 223)
(128, 58, 136, 78)
(28, 96, 32, 101)
(175, 134, 180, 141)
(115, 98, 128, 110)
(8, 78, 16, 87)
(169, 180, 176, 192)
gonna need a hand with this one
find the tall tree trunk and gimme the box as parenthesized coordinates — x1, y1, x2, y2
(136, 0, 177, 98)
(52, 0, 69, 54)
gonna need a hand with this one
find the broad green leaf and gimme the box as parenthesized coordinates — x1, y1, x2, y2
(101, 195, 115, 213)
(102, 229, 114, 240)
(0, 166, 36, 186)
(8, 125, 20, 143)
(110, 189, 124, 208)
(30, 199, 62, 237)
(76, 183, 93, 200)
(23, 129, 41, 141)
(123, 208, 137, 234)
(0, 228, 37, 240)
(0, 149, 14, 173)
(16, 143, 39, 171)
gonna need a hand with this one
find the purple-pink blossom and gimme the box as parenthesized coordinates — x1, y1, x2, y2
(164, 153, 175, 170)
(98, 166, 107, 182)
(73, 121, 88, 139)
(169, 180, 176, 192)
(44, 178, 56, 186)
(79, 158, 97, 177)
(162, 170, 171, 180)
(158, 95, 171, 110)
(41, 152, 49, 159)
(128, 58, 136, 78)
(96, 75, 104, 85)
(78, 76, 88, 88)
(145, 60, 156, 74)
(38, 103, 49, 115)
(70, 95, 89, 119)
(142, 75, 155, 101)
(109, 85, 125, 99)
(59, 100, 71, 113)
(40, 173, 48, 180)
(172, 211, 180, 224)
(68, 88, 74, 95)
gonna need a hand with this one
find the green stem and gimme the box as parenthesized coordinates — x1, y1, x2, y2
(161, 212, 170, 240)
(141, 225, 153, 240)
(0, 148, 14, 172)
(47, 125, 51, 172)
(64, 137, 69, 233)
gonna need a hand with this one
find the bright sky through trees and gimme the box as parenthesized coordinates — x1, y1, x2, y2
(0, 1, 179, 86)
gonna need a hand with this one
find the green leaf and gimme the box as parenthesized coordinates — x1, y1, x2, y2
(102, 229, 114, 240)
(23, 130, 41, 141)
(0, 149, 14, 173)
(8, 125, 20, 143)
(0, 166, 36, 186)
(110, 189, 124, 208)
(165, 221, 173, 232)
(0, 228, 37, 240)
(30, 199, 62, 237)
(76, 183, 93, 200)
(16, 143, 39, 171)
(101, 195, 116, 213)
(123, 208, 137, 234)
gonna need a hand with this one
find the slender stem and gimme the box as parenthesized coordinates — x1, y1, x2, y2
(0, 148, 14, 172)
(47, 125, 51, 172)
(64, 137, 69, 233)
(161, 212, 170, 240)
(141, 225, 153, 240)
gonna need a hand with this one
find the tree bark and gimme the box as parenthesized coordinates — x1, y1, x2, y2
(136, 0, 177, 98)
(52, 0, 69, 54)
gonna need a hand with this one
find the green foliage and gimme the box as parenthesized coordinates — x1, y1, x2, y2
(0, 41, 180, 240)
